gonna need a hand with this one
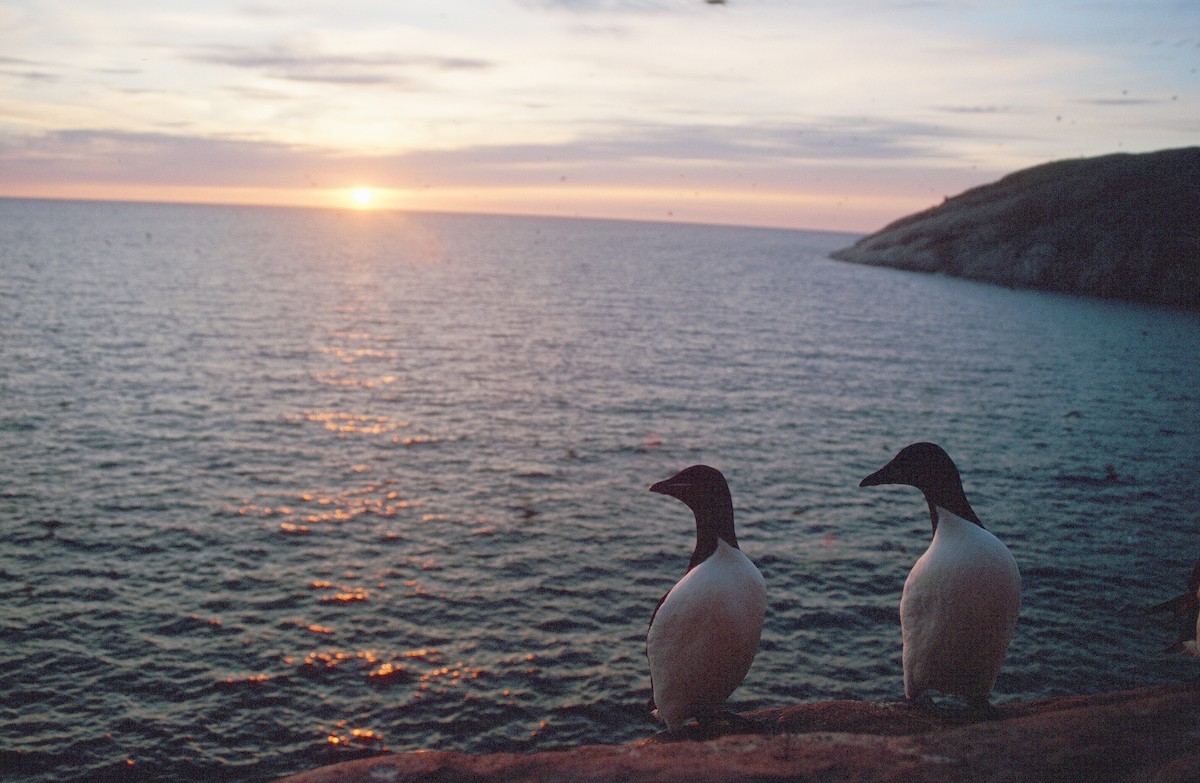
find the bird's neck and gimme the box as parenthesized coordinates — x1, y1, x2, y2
(927, 500, 984, 535)
(687, 503, 738, 572)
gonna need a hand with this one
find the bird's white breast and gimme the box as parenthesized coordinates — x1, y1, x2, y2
(647, 540, 766, 730)
(901, 509, 1021, 702)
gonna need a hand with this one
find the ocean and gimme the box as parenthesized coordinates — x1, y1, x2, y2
(1, 199, 1197, 782)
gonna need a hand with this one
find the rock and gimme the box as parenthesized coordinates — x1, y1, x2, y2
(272, 681, 1200, 783)
(831, 147, 1200, 308)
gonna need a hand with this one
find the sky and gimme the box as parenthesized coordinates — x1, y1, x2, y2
(1, 1, 1197, 232)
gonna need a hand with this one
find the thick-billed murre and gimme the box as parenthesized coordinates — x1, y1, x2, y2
(1146, 558, 1200, 657)
(860, 442, 1021, 709)
(645, 465, 766, 731)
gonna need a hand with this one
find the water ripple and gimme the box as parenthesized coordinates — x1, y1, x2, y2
(1, 203, 1198, 782)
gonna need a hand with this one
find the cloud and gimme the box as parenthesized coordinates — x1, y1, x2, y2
(0, 130, 324, 187)
(0, 123, 1009, 231)
(189, 43, 492, 86)
(0, 106, 974, 201)
(518, 0, 695, 12)
(1076, 97, 1163, 107)
(0, 116, 966, 193)
(0, 68, 59, 85)
(0, 55, 60, 84)
(933, 105, 1013, 115)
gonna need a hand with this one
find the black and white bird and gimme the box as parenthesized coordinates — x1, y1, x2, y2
(1146, 559, 1200, 657)
(645, 465, 766, 731)
(860, 443, 1021, 709)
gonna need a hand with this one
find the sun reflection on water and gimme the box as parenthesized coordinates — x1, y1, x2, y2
(234, 249, 498, 766)
(319, 588, 369, 604)
(317, 345, 396, 361)
(290, 647, 463, 687)
(235, 482, 425, 528)
(368, 662, 403, 679)
(311, 370, 398, 389)
(286, 410, 411, 435)
(325, 724, 385, 751)
(219, 673, 271, 688)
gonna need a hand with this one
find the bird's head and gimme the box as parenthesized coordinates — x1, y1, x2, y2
(650, 464, 729, 507)
(860, 442, 981, 528)
(650, 464, 737, 548)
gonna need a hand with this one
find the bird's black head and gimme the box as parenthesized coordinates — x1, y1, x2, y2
(650, 464, 738, 557)
(650, 464, 729, 505)
(859, 442, 982, 529)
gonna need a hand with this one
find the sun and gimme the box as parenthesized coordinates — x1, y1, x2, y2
(350, 187, 374, 208)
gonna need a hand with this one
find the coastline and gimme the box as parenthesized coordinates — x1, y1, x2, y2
(274, 681, 1200, 782)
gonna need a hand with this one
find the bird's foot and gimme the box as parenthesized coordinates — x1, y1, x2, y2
(693, 710, 769, 737)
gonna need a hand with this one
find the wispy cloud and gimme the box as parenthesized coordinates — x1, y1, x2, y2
(1077, 97, 1164, 107)
(933, 105, 1015, 115)
(189, 44, 492, 86)
(0, 55, 59, 84)
(518, 0, 695, 12)
(0, 115, 970, 190)
(0, 130, 320, 187)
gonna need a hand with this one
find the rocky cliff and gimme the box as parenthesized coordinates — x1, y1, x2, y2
(831, 147, 1200, 308)
(274, 681, 1199, 783)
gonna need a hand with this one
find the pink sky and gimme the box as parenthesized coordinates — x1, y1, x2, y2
(2, 1, 1197, 232)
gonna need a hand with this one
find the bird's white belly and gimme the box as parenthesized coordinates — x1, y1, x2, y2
(901, 511, 1021, 702)
(647, 541, 766, 730)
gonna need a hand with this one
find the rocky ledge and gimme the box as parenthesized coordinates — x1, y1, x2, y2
(274, 681, 1199, 783)
(831, 147, 1200, 308)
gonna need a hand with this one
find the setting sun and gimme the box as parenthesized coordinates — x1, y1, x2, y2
(350, 187, 374, 208)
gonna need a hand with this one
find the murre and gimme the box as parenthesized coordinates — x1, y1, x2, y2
(1146, 558, 1200, 657)
(645, 465, 766, 731)
(860, 442, 1021, 711)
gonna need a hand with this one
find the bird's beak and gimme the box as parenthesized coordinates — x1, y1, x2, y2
(649, 478, 687, 497)
(859, 463, 896, 488)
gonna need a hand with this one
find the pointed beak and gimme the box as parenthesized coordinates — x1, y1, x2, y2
(859, 464, 895, 488)
(649, 478, 687, 497)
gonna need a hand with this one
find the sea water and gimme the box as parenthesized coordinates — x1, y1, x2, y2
(1, 199, 1198, 782)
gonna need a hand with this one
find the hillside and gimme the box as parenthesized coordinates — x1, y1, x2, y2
(831, 148, 1200, 308)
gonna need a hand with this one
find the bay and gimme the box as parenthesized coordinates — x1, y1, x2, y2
(1, 199, 1197, 782)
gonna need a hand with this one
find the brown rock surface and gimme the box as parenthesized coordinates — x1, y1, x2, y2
(273, 681, 1200, 783)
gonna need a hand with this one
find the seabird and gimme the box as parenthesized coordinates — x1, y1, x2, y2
(645, 465, 766, 731)
(1146, 558, 1200, 657)
(860, 442, 1021, 709)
